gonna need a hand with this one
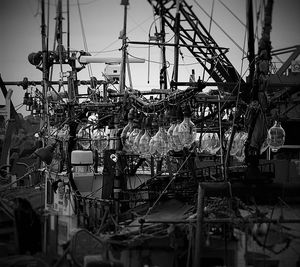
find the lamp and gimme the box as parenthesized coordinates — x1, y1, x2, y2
(133, 117, 145, 154)
(172, 106, 184, 151)
(128, 115, 141, 154)
(234, 131, 248, 162)
(149, 114, 169, 158)
(121, 108, 134, 152)
(77, 124, 91, 149)
(34, 142, 57, 165)
(166, 108, 177, 152)
(178, 104, 197, 149)
(267, 120, 285, 152)
(139, 117, 152, 159)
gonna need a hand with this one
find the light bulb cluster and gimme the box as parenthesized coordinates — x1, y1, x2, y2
(72, 108, 286, 163)
(119, 105, 198, 159)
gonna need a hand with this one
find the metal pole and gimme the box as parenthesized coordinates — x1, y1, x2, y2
(194, 183, 204, 267)
(40, 0, 50, 255)
(217, 92, 225, 180)
(120, 0, 129, 93)
(159, 0, 167, 91)
(67, 0, 70, 57)
(4, 89, 13, 172)
(173, 0, 181, 90)
(247, 0, 255, 85)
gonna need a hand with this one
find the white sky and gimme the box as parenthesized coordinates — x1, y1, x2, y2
(0, 0, 299, 116)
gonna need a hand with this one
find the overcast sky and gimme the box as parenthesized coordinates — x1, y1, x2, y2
(0, 0, 299, 116)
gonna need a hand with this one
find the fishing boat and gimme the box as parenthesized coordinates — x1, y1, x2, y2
(1, 0, 300, 266)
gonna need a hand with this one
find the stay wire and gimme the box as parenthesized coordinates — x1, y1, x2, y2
(193, 0, 246, 56)
(93, 15, 153, 56)
(217, 0, 246, 27)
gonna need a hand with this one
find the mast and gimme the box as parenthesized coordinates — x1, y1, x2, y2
(159, 0, 167, 91)
(245, 0, 274, 177)
(120, 0, 129, 93)
(247, 0, 255, 87)
(41, 0, 49, 130)
(173, 0, 181, 90)
(67, 0, 70, 56)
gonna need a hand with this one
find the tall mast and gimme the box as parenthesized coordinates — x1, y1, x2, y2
(159, 0, 167, 90)
(41, 0, 49, 121)
(245, 0, 274, 176)
(120, 0, 129, 93)
(247, 0, 255, 87)
(173, 0, 181, 90)
(67, 0, 70, 56)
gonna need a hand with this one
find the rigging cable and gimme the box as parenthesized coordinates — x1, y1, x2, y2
(193, 0, 246, 56)
(93, 15, 153, 56)
(127, 52, 199, 66)
(202, 0, 215, 81)
(224, 22, 249, 172)
(217, 0, 246, 27)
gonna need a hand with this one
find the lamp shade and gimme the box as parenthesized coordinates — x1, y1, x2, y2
(34, 143, 56, 165)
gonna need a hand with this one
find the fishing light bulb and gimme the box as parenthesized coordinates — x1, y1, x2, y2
(167, 122, 177, 151)
(172, 106, 184, 151)
(128, 122, 141, 154)
(178, 105, 197, 149)
(91, 128, 108, 152)
(57, 124, 69, 141)
(121, 109, 134, 152)
(77, 124, 91, 149)
(200, 133, 210, 153)
(139, 117, 152, 159)
(166, 108, 177, 152)
(209, 133, 221, 155)
(155, 126, 169, 158)
(230, 131, 242, 156)
(149, 114, 169, 159)
(149, 134, 158, 158)
(149, 127, 169, 159)
(267, 120, 285, 152)
(234, 131, 248, 162)
(133, 131, 143, 154)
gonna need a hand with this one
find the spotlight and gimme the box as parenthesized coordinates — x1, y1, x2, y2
(33, 143, 56, 165)
(28, 52, 42, 66)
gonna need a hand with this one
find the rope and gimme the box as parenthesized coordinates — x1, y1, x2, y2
(93, 15, 153, 56)
(218, 0, 246, 27)
(193, 0, 246, 56)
